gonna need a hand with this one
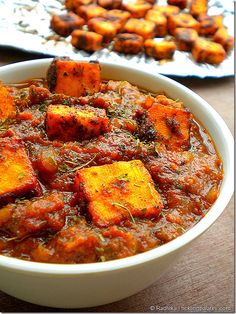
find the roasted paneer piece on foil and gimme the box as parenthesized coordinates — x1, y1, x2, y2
(123, 2, 152, 19)
(213, 27, 234, 52)
(190, 0, 208, 17)
(0, 85, 16, 121)
(46, 104, 111, 141)
(145, 10, 167, 37)
(123, 18, 156, 40)
(144, 39, 177, 60)
(175, 28, 198, 51)
(50, 13, 85, 37)
(168, 13, 200, 35)
(0, 136, 40, 204)
(113, 33, 144, 54)
(88, 17, 118, 42)
(71, 29, 103, 52)
(75, 160, 163, 227)
(192, 38, 226, 64)
(47, 58, 101, 97)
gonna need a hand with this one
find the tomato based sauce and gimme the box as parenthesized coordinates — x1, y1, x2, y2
(0, 61, 223, 264)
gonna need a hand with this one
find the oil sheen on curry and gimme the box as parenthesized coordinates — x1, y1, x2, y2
(0, 59, 223, 264)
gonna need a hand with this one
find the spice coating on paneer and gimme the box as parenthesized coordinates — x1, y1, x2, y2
(123, 2, 152, 19)
(144, 40, 176, 60)
(88, 18, 118, 42)
(190, 0, 208, 17)
(75, 160, 163, 227)
(77, 4, 107, 20)
(198, 14, 223, 36)
(47, 58, 101, 97)
(152, 5, 180, 17)
(50, 13, 85, 37)
(167, 0, 187, 10)
(213, 27, 234, 52)
(146, 103, 191, 150)
(192, 38, 226, 64)
(65, 0, 93, 12)
(175, 28, 198, 51)
(113, 33, 144, 54)
(0, 192, 65, 238)
(71, 29, 103, 52)
(46, 104, 111, 141)
(123, 18, 156, 40)
(145, 10, 167, 37)
(168, 13, 200, 35)
(0, 85, 16, 121)
(0, 137, 40, 204)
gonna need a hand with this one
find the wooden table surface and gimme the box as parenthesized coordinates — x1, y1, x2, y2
(0, 48, 234, 313)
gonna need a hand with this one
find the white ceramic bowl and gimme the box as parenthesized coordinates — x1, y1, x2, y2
(0, 59, 234, 308)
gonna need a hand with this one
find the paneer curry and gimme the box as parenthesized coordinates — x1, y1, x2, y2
(0, 59, 223, 263)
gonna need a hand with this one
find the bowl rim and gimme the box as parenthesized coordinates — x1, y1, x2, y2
(0, 58, 234, 275)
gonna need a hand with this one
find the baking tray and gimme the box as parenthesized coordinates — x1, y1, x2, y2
(0, 0, 234, 77)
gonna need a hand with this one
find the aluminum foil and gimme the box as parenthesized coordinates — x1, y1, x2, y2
(0, 0, 234, 77)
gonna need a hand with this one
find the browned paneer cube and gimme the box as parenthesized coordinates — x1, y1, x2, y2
(46, 104, 111, 141)
(175, 28, 198, 51)
(213, 27, 234, 52)
(77, 4, 107, 20)
(0, 192, 65, 238)
(65, 0, 93, 12)
(192, 38, 226, 64)
(152, 5, 180, 17)
(123, 2, 152, 19)
(71, 29, 103, 52)
(97, 0, 122, 9)
(74, 160, 163, 227)
(168, 13, 200, 35)
(190, 0, 208, 17)
(50, 13, 85, 37)
(198, 14, 223, 36)
(0, 85, 16, 121)
(0, 136, 40, 205)
(144, 39, 176, 60)
(47, 58, 101, 97)
(167, 0, 187, 9)
(147, 103, 191, 150)
(123, 18, 156, 40)
(88, 17, 118, 42)
(102, 10, 131, 31)
(113, 33, 144, 54)
(145, 10, 167, 37)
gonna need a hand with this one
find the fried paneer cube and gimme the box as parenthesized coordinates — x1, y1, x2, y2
(168, 13, 200, 35)
(144, 39, 176, 60)
(75, 160, 163, 227)
(123, 18, 156, 40)
(0, 85, 16, 121)
(46, 104, 111, 141)
(98, 0, 122, 9)
(153, 5, 180, 17)
(77, 4, 107, 20)
(175, 28, 198, 51)
(47, 58, 101, 97)
(213, 27, 234, 52)
(50, 13, 85, 37)
(65, 0, 93, 12)
(123, 2, 152, 18)
(102, 10, 131, 31)
(198, 14, 223, 36)
(190, 0, 208, 17)
(0, 192, 65, 238)
(0, 137, 40, 205)
(145, 10, 167, 37)
(71, 29, 103, 51)
(113, 33, 144, 54)
(147, 103, 191, 150)
(88, 17, 118, 42)
(192, 38, 226, 64)
(167, 0, 187, 10)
